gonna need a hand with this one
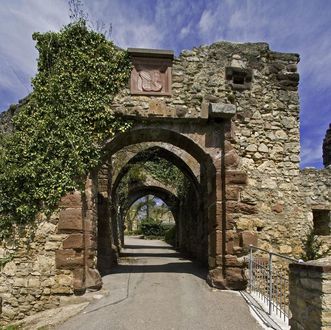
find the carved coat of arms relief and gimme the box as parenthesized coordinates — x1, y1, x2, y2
(128, 48, 173, 96)
(137, 70, 163, 92)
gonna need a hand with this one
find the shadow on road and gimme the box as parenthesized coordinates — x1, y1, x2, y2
(108, 238, 207, 281)
(111, 261, 207, 280)
(121, 251, 182, 258)
(124, 244, 171, 250)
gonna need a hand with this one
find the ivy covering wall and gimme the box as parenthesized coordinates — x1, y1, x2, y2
(0, 20, 132, 237)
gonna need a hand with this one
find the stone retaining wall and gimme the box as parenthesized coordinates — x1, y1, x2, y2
(289, 257, 331, 329)
(0, 213, 72, 324)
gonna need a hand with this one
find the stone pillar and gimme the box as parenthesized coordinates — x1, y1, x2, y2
(56, 190, 85, 293)
(289, 257, 331, 330)
(96, 164, 114, 276)
(208, 118, 254, 290)
(55, 176, 102, 294)
(83, 176, 102, 290)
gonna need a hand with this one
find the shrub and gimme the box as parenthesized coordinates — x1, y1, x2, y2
(301, 226, 331, 261)
(139, 218, 165, 237)
(164, 225, 176, 246)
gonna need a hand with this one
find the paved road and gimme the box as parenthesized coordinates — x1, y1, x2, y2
(58, 236, 262, 330)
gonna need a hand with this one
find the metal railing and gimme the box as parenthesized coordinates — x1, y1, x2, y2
(246, 245, 302, 324)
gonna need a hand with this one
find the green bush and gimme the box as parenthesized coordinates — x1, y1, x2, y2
(164, 225, 176, 246)
(139, 218, 165, 237)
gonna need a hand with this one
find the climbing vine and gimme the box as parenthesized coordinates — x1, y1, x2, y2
(0, 20, 132, 236)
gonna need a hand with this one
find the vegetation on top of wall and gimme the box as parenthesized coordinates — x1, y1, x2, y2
(301, 226, 331, 261)
(0, 20, 132, 238)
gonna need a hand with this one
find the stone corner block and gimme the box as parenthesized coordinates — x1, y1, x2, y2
(63, 233, 84, 250)
(208, 103, 236, 119)
(240, 231, 258, 248)
(55, 249, 84, 269)
(59, 191, 82, 208)
(225, 171, 247, 185)
(58, 208, 83, 233)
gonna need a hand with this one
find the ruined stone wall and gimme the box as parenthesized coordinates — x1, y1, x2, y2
(0, 213, 74, 324)
(0, 41, 330, 322)
(300, 168, 331, 209)
(0, 182, 101, 324)
(112, 42, 313, 259)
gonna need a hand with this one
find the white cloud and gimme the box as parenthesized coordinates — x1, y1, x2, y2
(301, 142, 323, 168)
(179, 24, 191, 39)
(0, 0, 69, 109)
(198, 9, 218, 37)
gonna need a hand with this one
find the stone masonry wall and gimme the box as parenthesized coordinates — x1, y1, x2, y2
(0, 41, 330, 322)
(300, 168, 331, 209)
(0, 212, 73, 324)
(289, 257, 331, 329)
(112, 42, 329, 259)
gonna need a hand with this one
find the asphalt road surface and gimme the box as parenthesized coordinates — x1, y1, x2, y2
(58, 236, 263, 330)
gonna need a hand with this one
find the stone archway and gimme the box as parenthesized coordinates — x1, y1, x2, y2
(56, 115, 250, 292)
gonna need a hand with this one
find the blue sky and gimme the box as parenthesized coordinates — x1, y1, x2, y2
(0, 0, 330, 168)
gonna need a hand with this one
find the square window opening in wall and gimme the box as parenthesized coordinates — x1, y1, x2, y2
(232, 71, 246, 85)
(312, 209, 331, 236)
(225, 67, 252, 91)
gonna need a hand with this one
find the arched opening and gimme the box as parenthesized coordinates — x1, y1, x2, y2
(94, 126, 215, 278)
(124, 195, 176, 234)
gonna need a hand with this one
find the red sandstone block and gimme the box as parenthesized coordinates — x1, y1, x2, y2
(226, 241, 234, 254)
(226, 186, 240, 201)
(226, 201, 257, 214)
(225, 171, 247, 184)
(59, 191, 82, 208)
(224, 150, 239, 168)
(240, 231, 258, 248)
(72, 269, 84, 290)
(63, 234, 84, 249)
(55, 249, 84, 269)
(225, 255, 242, 267)
(58, 208, 83, 232)
(225, 267, 247, 290)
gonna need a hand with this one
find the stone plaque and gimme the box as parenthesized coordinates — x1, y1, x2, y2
(128, 48, 173, 96)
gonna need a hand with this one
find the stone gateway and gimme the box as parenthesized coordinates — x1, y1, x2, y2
(0, 41, 330, 324)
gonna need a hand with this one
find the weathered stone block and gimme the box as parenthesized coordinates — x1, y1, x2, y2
(224, 150, 239, 168)
(225, 267, 247, 290)
(225, 254, 243, 267)
(226, 201, 257, 214)
(58, 208, 83, 232)
(72, 269, 84, 291)
(225, 171, 247, 184)
(59, 191, 82, 208)
(52, 274, 73, 294)
(272, 202, 284, 213)
(63, 234, 84, 250)
(27, 277, 40, 288)
(240, 231, 258, 247)
(209, 102, 236, 119)
(55, 250, 84, 269)
(85, 268, 102, 290)
(226, 186, 240, 201)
